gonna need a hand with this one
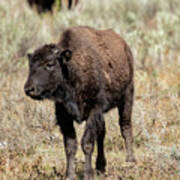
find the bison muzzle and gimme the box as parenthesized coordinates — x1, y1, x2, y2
(24, 26, 136, 180)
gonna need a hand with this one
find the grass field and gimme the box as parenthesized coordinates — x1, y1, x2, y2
(0, 0, 180, 179)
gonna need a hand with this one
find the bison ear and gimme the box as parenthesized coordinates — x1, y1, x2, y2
(27, 53, 33, 60)
(60, 49, 72, 63)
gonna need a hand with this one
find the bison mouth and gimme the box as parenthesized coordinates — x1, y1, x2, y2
(29, 95, 44, 100)
(26, 90, 54, 101)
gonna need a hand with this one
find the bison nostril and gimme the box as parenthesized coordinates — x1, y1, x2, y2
(25, 86, 35, 95)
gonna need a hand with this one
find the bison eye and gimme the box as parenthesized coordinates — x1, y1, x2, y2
(44, 62, 55, 71)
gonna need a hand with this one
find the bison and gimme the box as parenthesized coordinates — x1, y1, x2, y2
(27, 0, 54, 13)
(27, 0, 79, 13)
(24, 26, 136, 180)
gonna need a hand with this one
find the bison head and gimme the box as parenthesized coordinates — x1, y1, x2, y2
(24, 44, 72, 101)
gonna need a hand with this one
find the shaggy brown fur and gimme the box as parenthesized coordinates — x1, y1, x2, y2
(24, 26, 135, 180)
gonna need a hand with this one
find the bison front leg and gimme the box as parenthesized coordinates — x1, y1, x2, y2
(55, 103, 77, 180)
(118, 83, 136, 162)
(81, 109, 100, 180)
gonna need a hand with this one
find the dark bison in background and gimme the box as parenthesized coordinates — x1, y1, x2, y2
(24, 26, 136, 180)
(27, 0, 79, 13)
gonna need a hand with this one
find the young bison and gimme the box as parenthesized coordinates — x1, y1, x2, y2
(24, 26, 135, 180)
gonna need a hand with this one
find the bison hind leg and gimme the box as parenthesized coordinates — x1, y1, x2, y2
(118, 82, 136, 162)
(95, 113, 106, 173)
(81, 108, 106, 179)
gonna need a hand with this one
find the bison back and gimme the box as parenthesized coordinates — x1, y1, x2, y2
(58, 26, 133, 109)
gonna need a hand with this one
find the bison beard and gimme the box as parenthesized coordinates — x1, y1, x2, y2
(24, 26, 136, 180)
(52, 84, 81, 123)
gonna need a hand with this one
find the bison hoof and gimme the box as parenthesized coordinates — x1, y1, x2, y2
(96, 158, 106, 173)
(84, 170, 94, 180)
(83, 174, 93, 180)
(66, 175, 76, 180)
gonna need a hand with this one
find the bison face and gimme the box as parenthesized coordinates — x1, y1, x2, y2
(24, 44, 72, 101)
